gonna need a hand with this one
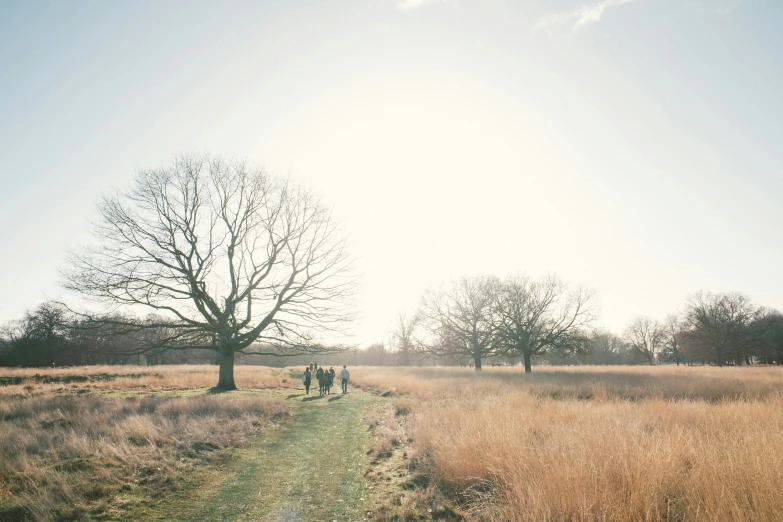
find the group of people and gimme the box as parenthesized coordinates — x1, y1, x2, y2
(301, 363, 350, 396)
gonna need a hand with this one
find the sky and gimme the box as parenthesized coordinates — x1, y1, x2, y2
(1, 0, 782, 346)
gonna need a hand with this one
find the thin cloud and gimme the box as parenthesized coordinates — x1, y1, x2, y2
(396, 0, 446, 12)
(532, 0, 640, 35)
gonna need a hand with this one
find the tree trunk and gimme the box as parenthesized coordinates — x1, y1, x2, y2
(523, 352, 532, 374)
(216, 346, 237, 390)
(473, 354, 482, 371)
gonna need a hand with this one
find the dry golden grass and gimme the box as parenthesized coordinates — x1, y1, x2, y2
(0, 364, 285, 396)
(352, 365, 783, 521)
(0, 365, 291, 522)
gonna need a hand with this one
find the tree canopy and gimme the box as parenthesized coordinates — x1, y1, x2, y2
(63, 155, 355, 389)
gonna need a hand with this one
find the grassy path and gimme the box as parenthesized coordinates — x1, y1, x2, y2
(132, 386, 379, 522)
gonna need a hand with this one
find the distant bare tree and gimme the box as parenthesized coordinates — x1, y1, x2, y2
(624, 317, 664, 365)
(420, 276, 499, 371)
(584, 329, 630, 365)
(365, 342, 388, 365)
(661, 314, 685, 365)
(0, 302, 72, 366)
(493, 275, 594, 373)
(25, 302, 68, 342)
(390, 313, 420, 366)
(683, 292, 761, 366)
(0, 319, 29, 360)
(64, 155, 354, 389)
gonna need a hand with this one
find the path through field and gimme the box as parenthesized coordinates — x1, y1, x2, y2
(133, 387, 379, 522)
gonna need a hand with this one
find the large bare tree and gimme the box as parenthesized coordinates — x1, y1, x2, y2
(623, 316, 664, 365)
(493, 275, 594, 373)
(64, 155, 354, 389)
(419, 276, 499, 370)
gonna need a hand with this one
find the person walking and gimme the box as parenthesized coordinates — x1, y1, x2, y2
(328, 367, 336, 395)
(340, 365, 350, 394)
(303, 367, 312, 394)
(316, 367, 325, 396)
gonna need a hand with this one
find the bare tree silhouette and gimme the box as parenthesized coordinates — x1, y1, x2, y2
(684, 292, 761, 366)
(420, 276, 499, 371)
(63, 154, 355, 389)
(624, 317, 665, 365)
(390, 313, 420, 366)
(494, 275, 594, 373)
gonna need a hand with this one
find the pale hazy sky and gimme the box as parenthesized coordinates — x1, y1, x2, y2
(1, 0, 782, 345)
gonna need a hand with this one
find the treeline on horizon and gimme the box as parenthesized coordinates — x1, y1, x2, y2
(388, 274, 783, 372)
(0, 302, 419, 368)
(2, 275, 783, 370)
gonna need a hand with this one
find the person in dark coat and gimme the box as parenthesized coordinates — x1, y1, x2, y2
(303, 367, 312, 394)
(316, 367, 326, 396)
(328, 367, 336, 395)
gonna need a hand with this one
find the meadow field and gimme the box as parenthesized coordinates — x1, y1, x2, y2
(0, 366, 291, 521)
(2, 364, 783, 521)
(352, 365, 783, 521)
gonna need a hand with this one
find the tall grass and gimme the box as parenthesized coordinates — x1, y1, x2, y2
(352, 366, 783, 521)
(0, 364, 284, 395)
(0, 365, 290, 521)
